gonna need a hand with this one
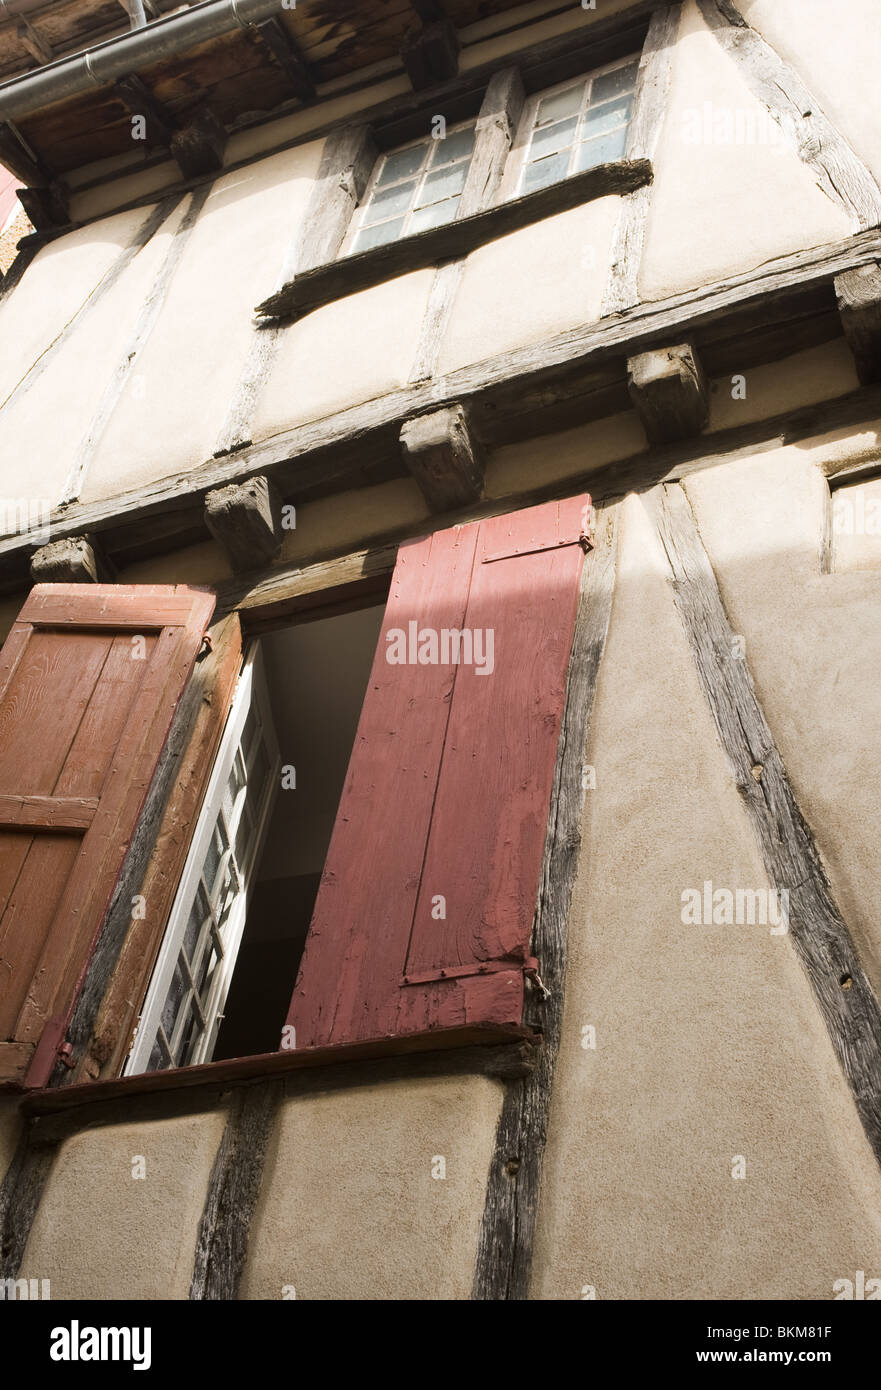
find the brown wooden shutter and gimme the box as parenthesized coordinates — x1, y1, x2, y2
(0, 584, 215, 1088)
(286, 495, 591, 1049)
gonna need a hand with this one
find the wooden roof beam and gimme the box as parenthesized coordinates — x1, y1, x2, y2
(29, 536, 112, 584)
(205, 475, 284, 573)
(15, 17, 52, 67)
(254, 16, 316, 103)
(835, 264, 881, 385)
(170, 106, 227, 178)
(113, 74, 176, 147)
(402, 16, 459, 91)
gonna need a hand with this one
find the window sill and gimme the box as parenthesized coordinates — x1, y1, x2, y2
(256, 156, 652, 322)
(19, 1023, 538, 1117)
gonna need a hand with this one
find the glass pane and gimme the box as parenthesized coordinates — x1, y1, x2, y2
(242, 704, 259, 763)
(522, 148, 571, 193)
(575, 124, 628, 171)
(409, 198, 460, 235)
(591, 61, 639, 105)
(352, 217, 405, 254)
(376, 143, 427, 186)
(183, 882, 209, 964)
(251, 740, 270, 799)
(222, 749, 247, 832)
(582, 94, 632, 139)
(148, 1034, 169, 1072)
(415, 161, 468, 208)
(361, 179, 416, 226)
(430, 126, 475, 166)
(203, 820, 227, 897)
(529, 115, 578, 161)
(536, 83, 584, 126)
(159, 959, 188, 1059)
(197, 942, 219, 996)
(178, 1001, 203, 1065)
(235, 800, 254, 873)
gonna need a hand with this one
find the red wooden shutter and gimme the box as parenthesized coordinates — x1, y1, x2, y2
(286, 495, 591, 1048)
(0, 583, 215, 1088)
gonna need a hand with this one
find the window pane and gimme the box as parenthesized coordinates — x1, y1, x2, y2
(204, 820, 227, 896)
(183, 883, 209, 963)
(376, 143, 427, 186)
(361, 179, 416, 226)
(582, 94, 632, 139)
(409, 198, 460, 234)
(522, 148, 571, 193)
(536, 84, 584, 126)
(591, 61, 639, 105)
(415, 161, 468, 209)
(529, 115, 578, 161)
(159, 959, 188, 1055)
(430, 126, 475, 166)
(352, 217, 406, 253)
(575, 124, 628, 171)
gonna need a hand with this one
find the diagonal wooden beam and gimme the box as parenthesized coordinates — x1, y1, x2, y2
(402, 17, 459, 91)
(697, 0, 881, 231)
(16, 18, 52, 67)
(113, 74, 176, 148)
(649, 481, 881, 1174)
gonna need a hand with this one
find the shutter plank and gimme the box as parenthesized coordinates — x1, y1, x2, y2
(287, 524, 478, 1048)
(0, 583, 214, 1085)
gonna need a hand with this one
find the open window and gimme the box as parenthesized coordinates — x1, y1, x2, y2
(0, 496, 592, 1088)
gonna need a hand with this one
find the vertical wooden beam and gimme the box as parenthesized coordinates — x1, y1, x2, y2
(603, 3, 681, 315)
(473, 503, 619, 1300)
(215, 124, 376, 456)
(0, 1120, 58, 1284)
(627, 342, 709, 443)
(835, 264, 881, 385)
(399, 404, 485, 510)
(411, 68, 524, 384)
(190, 1081, 281, 1300)
(697, 0, 881, 231)
(649, 481, 881, 1173)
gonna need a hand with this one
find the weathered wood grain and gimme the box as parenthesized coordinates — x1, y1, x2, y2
(190, 1081, 281, 1301)
(473, 502, 619, 1300)
(604, 3, 681, 315)
(627, 341, 709, 443)
(835, 263, 881, 384)
(29, 535, 106, 584)
(697, 0, 881, 231)
(649, 481, 881, 1172)
(399, 404, 485, 511)
(2, 226, 879, 580)
(402, 17, 460, 91)
(258, 157, 652, 320)
(204, 474, 283, 573)
(0, 1119, 57, 1281)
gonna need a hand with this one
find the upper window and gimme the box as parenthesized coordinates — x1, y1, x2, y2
(347, 122, 477, 255)
(518, 56, 640, 195)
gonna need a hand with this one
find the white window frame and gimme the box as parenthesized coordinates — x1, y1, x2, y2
(126, 641, 280, 1074)
(500, 52, 642, 202)
(342, 117, 478, 257)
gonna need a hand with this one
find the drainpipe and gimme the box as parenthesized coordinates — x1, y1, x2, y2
(0, 0, 291, 122)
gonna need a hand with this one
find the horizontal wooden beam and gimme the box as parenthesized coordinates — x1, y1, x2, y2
(204, 474, 284, 574)
(400, 404, 485, 511)
(2, 228, 880, 582)
(627, 342, 709, 444)
(835, 264, 881, 385)
(258, 157, 652, 321)
(0, 795, 98, 833)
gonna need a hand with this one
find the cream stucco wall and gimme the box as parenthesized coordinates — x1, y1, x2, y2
(19, 1110, 227, 1300)
(243, 1075, 503, 1300)
(532, 492, 881, 1300)
(639, 0, 851, 300)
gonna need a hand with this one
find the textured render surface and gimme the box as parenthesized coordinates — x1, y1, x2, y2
(254, 268, 436, 441)
(19, 1111, 227, 1300)
(740, 0, 881, 186)
(80, 140, 324, 503)
(487, 411, 647, 497)
(531, 493, 881, 1300)
(0, 198, 190, 514)
(831, 475, 881, 574)
(640, 0, 850, 301)
(0, 1098, 22, 1185)
(707, 341, 859, 433)
(683, 435, 881, 1001)
(437, 198, 621, 376)
(243, 1075, 503, 1300)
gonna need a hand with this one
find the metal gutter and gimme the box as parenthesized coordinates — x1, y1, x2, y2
(0, 0, 289, 122)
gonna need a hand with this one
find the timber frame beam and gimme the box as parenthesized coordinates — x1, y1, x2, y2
(2, 227, 881, 588)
